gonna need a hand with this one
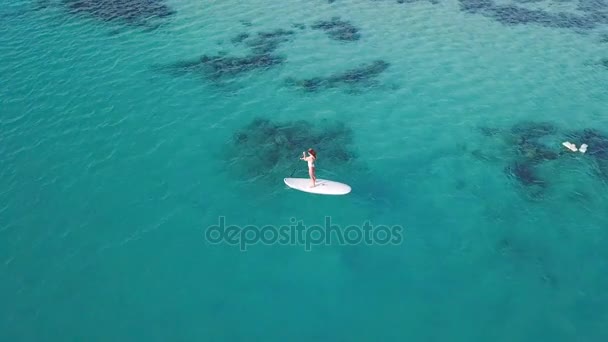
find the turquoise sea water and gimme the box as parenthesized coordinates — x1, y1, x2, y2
(2, 0, 608, 340)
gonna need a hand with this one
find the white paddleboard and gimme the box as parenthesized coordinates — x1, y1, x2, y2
(284, 178, 351, 195)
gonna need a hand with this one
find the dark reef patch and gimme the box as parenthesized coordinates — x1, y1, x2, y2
(242, 29, 296, 54)
(61, 0, 175, 26)
(479, 121, 608, 196)
(513, 0, 544, 3)
(514, 140, 559, 164)
(396, 0, 440, 3)
(478, 126, 501, 137)
(230, 33, 250, 44)
(490, 5, 596, 29)
(285, 60, 390, 93)
(504, 161, 545, 187)
(458, 0, 607, 31)
(490, 6, 551, 26)
(226, 118, 356, 180)
(229, 28, 296, 54)
(311, 17, 361, 41)
(458, 0, 494, 13)
(577, 0, 608, 13)
(511, 121, 557, 140)
(505, 122, 559, 189)
(158, 27, 296, 83)
(564, 128, 608, 160)
(156, 53, 285, 80)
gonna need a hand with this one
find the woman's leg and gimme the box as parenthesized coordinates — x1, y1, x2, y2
(309, 167, 316, 187)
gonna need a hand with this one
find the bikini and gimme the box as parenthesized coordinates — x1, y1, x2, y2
(308, 158, 315, 168)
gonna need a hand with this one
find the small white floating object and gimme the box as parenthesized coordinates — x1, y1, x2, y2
(562, 141, 578, 152)
(579, 144, 588, 154)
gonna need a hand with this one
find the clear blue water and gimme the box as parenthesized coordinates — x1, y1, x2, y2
(2, 0, 608, 340)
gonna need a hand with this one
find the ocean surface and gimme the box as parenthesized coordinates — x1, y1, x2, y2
(2, 0, 608, 340)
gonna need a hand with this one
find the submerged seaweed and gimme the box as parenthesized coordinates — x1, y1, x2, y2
(243, 29, 296, 54)
(507, 122, 558, 187)
(62, 0, 175, 26)
(230, 28, 296, 54)
(515, 140, 559, 163)
(458, 0, 605, 31)
(511, 121, 556, 140)
(311, 17, 361, 41)
(504, 161, 545, 187)
(228, 118, 356, 179)
(577, 0, 608, 13)
(565, 128, 608, 160)
(157, 27, 295, 82)
(478, 126, 501, 137)
(480, 121, 608, 193)
(286, 60, 389, 93)
(459, 0, 495, 13)
(160, 53, 284, 80)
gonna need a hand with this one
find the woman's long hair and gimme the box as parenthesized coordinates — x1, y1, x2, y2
(308, 148, 317, 159)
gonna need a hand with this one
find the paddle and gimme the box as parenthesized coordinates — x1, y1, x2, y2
(289, 158, 301, 177)
(289, 151, 306, 177)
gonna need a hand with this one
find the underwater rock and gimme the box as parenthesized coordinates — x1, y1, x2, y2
(508, 121, 560, 165)
(480, 121, 608, 193)
(397, 0, 440, 3)
(489, 5, 552, 26)
(157, 26, 295, 83)
(230, 28, 296, 54)
(459, 0, 599, 30)
(515, 140, 559, 164)
(62, 0, 175, 26)
(590, 11, 608, 25)
(228, 118, 356, 179)
(159, 53, 285, 80)
(231, 33, 250, 44)
(458, 0, 494, 13)
(244, 29, 296, 54)
(504, 161, 545, 187)
(478, 126, 501, 137)
(505, 122, 559, 187)
(328, 60, 389, 84)
(565, 128, 608, 160)
(287, 60, 389, 93)
(311, 17, 361, 41)
(577, 0, 608, 13)
(510, 121, 556, 140)
(549, 12, 597, 30)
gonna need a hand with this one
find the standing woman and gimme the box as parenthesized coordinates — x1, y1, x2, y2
(300, 148, 317, 187)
